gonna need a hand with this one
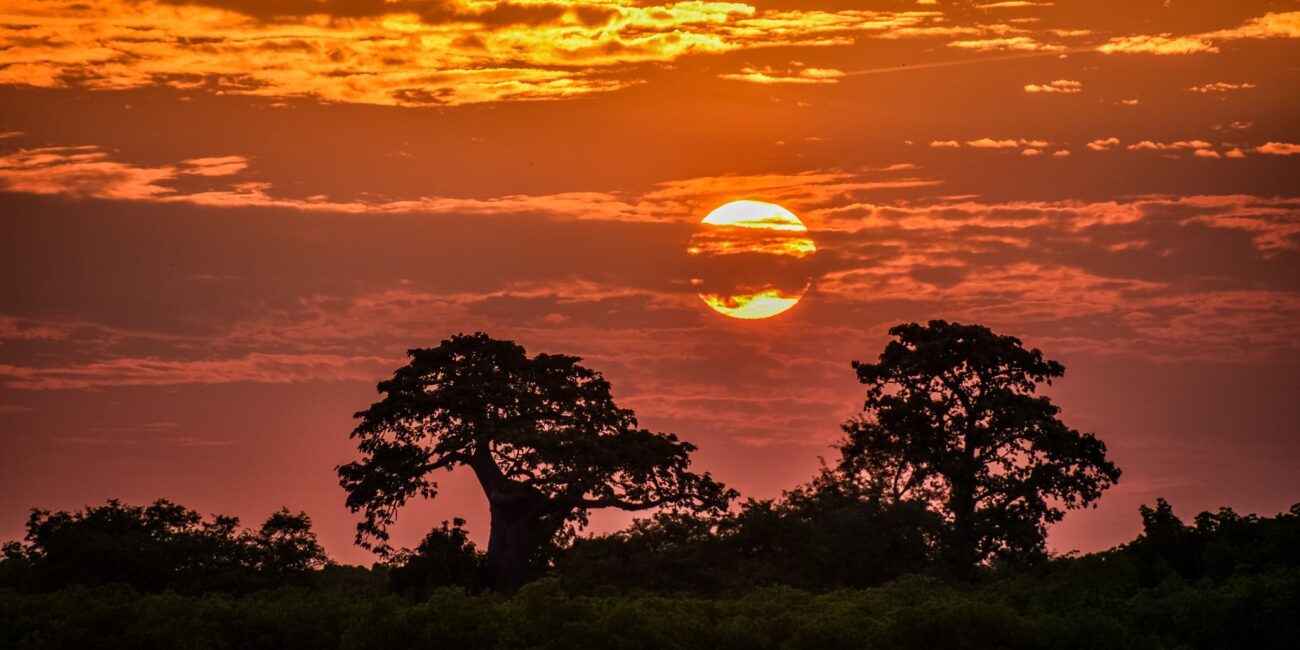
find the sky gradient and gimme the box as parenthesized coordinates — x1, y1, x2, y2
(1, 0, 1298, 564)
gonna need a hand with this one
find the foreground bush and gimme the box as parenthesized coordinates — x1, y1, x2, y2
(3, 565, 1297, 650)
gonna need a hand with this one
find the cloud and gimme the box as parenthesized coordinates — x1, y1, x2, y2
(718, 65, 845, 85)
(975, 1, 1054, 9)
(1100, 11, 1300, 56)
(1125, 140, 1216, 156)
(1024, 79, 1081, 93)
(948, 36, 1063, 51)
(0, 144, 942, 226)
(0, 353, 390, 390)
(0, 0, 952, 106)
(180, 156, 251, 176)
(966, 138, 1020, 148)
(1188, 82, 1257, 94)
(1097, 34, 1218, 55)
(930, 140, 962, 148)
(1204, 11, 1300, 40)
(1088, 137, 1121, 151)
(1256, 142, 1300, 156)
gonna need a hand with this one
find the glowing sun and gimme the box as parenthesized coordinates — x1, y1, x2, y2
(688, 200, 816, 320)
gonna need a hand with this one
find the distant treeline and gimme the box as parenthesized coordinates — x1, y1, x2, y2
(2, 496, 1298, 649)
(3, 323, 1297, 647)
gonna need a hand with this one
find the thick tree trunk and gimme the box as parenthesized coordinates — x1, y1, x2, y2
(486, 508, 539, 594)
(947, 430, 980, 576)
(948, 477, 978, 576)
(482, 479, 559, 593)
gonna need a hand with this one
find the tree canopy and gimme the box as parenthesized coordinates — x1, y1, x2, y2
(338, 332, 733, 591)
(838, 320, 1121, 572)
(3, 499, 325, 594)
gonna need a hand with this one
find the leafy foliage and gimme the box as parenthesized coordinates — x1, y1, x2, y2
(556, 469, 944, 594)
(838, 320, 1121, 571)
(2, 499, 325, 594)
(2, 495, 1298, 649)
(387, 519, 484, 599)
(338, 333, 734, 591)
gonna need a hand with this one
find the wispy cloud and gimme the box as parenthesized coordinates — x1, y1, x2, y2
(1188, 82, 1257, 94)
(718, 65, 845, 85)
(1100, 11, 1300, 55)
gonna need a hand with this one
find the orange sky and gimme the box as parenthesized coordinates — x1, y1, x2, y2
(1, 0, 1298, 563)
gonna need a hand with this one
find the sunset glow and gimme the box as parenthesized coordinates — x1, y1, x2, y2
(690, 200, 815, 319)
(1, 0, 1298, 571)
(698, 289, 804, 320)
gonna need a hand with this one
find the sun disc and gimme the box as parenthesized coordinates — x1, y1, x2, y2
(688, 200, 815, 320)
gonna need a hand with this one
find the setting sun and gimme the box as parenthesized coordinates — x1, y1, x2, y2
(688, 200, 816, 320)
(1, 0, 1297, 642)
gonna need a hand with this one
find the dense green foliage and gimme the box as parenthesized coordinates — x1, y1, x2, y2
(2, 500, 1297, 649)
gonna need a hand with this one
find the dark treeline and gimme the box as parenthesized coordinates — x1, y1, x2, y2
(2, 322, 1297, 647)
(2, 497, 1298, 649)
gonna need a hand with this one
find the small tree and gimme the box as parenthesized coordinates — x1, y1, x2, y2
(838, 320, 1120, 573)
(388, 519, 484, 599)
(338, 333, 733, 592)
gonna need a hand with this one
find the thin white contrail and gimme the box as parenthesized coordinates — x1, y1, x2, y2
(842, 47, 1096, 77)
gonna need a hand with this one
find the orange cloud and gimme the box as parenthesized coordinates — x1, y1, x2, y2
(1256, 142, 1300, 156)
(1188, 82, 1257, 93)
(1126, 140, 1214, 152)
(1098, 34, 1217, 55)
(966, 138, 1020, 148)
(718, 65, 845, 85)
(0, 144, 942, 225)
(1204, 11, 1300, 40)
(1101, 11, 1300, 56)
(975, 1, 1054, 9)
(1024, 79, 1081, 93)
(948, 36, 1063, 51)
(1088, 137, 1121, 151)
(0, 0, 950, 106)
(0, 353, 389, 390)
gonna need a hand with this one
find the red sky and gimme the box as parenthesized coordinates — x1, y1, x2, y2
(1, 0, 1298, 565)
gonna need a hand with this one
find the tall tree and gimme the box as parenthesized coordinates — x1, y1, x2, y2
(837, 320, 1120, 573)
(338, 333, 734, 592)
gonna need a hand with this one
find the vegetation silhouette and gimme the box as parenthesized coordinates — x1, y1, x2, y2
(1, 499, 326, 594)
(2, 500, 1297, 648)
(2, 322, 1296, 648)
(337, 332, 734, 593)
(838, 321, 1121, 573)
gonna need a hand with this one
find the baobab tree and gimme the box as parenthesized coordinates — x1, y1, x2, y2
(338, 333, 733, 592)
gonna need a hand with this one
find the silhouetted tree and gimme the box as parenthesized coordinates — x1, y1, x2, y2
(5, 499, 325, 593)
(254, 508, 329, 578)
(837, 320, 1120, 573)
(557, 469, 943, 594)
(338, 333, 734, 592)
(388, 519, 484, 600)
